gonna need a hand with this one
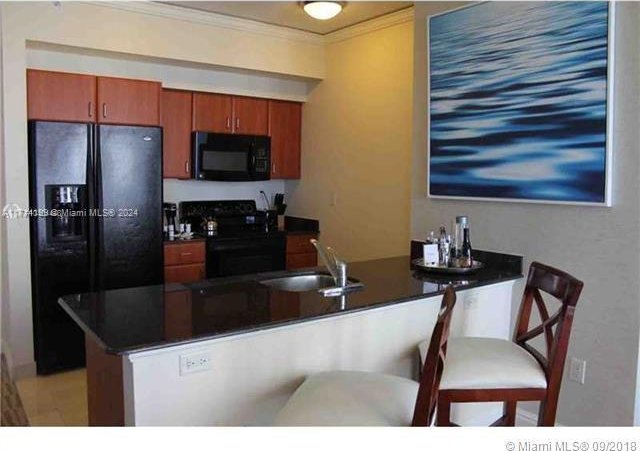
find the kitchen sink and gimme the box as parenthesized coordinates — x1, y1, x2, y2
(259, 273, 362, 293)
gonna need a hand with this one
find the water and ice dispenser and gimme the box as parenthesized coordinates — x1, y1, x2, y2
(45, 185, 86, 242)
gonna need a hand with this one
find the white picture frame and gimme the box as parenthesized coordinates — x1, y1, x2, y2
(426, 1, 614, 207)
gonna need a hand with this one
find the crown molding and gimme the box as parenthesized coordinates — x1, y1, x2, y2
(323, 7, 414, 44)
(83, 2, 414, 47)
(88, 1, 324, 46)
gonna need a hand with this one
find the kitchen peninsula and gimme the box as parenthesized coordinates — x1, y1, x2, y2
(59, 251, 522, 426)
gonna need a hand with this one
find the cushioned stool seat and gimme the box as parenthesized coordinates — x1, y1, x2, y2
(418, 337, 547, 390)
(274, 371, 420, 426)
(275, 287, 457, 427)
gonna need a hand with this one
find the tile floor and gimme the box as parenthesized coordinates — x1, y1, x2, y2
(15, 368, 88, 426)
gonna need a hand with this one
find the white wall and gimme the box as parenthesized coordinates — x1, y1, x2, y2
(0, 4, 8, 360)
(412, 2, 640, 426)
(0, 1, 324, 377)
(26, 43, 313, 102)
(635, 4, 640, 427)
(163, 180, 284, 212)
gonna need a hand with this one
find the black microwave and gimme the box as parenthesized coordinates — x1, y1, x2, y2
(192, 132, 271, 181)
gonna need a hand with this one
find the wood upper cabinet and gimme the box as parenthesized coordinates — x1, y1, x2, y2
(232, 96, 268, 135)
(97, 76, 161, 126)
(268, 100, 302, 179)
(27, 69, 97, 122)
(192, 93, 267, 136)
(192, 92, 233, 133)
(161, 89, 192, 179)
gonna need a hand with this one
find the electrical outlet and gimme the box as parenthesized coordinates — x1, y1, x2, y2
(569, 357, 586, 384)
(180, 352, 212, 376)
(463, 296, 478, 310)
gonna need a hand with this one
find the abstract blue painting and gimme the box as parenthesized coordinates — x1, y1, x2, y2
(428, 2, 612, 205)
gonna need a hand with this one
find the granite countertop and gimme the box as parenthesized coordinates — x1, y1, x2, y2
(59, 251, 522, 355)
(164, 236, 207, 244)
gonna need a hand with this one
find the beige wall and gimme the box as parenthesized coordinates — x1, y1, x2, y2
(286, 20, 414, 262)
(0, 1, 324, 376)
(412, 2, 640, 426)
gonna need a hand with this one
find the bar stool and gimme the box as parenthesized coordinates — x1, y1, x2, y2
(418, 262, 583, 426)
(274, 286, 457, 426)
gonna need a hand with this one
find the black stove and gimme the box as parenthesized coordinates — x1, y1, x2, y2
(179, 200, 285, 278)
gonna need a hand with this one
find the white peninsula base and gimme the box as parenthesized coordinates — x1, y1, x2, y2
(121, 280, 518, 426)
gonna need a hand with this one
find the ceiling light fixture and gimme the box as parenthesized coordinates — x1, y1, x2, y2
(303, 1, 343, 21)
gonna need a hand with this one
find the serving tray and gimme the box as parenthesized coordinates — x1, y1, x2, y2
(411, 258, 484, 275)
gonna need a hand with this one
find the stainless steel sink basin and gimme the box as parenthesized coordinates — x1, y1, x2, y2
(259, 274, 362, 294)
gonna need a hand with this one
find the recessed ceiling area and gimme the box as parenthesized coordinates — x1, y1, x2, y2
(161, 1, 413, 35)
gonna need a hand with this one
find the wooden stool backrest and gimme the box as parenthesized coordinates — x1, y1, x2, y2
(412, 286, 456, 426)
(514, 262, 584, 394)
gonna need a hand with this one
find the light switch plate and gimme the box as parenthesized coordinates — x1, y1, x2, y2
(569, 357, 586, 384)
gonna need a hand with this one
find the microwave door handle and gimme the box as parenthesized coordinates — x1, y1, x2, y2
(249, 143, 256, 173)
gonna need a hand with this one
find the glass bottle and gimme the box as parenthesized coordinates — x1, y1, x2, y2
(461, 222, 472, 268)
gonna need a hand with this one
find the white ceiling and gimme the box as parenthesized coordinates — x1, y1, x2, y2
(162, 1, 413, 35)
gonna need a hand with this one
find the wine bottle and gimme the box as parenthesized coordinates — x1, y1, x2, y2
(461, 226, 472, 268)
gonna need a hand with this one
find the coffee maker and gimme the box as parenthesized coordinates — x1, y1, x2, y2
(163, 202, 177, 234)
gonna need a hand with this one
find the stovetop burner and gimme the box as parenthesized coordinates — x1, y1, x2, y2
(180, 200, 271, 237)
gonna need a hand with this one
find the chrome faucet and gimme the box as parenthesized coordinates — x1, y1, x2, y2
(310, 239, 347, 288)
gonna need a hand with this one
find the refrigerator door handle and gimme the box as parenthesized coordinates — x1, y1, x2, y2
(86, 124, 97, 292)
(94, 126, 104, 290)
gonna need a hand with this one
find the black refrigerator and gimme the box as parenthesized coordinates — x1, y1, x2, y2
(28, 121, 164, 374)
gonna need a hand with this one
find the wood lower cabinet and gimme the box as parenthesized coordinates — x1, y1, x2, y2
(85, 336, 124, 426)
(164, 264, 205, 284)
(162, 89, 192, 179)
(192, 92, 233, 133)
(232, 96, 268, 135)
(164, 241, 206, 283)
(286, 253, 318, 270)
(27, 69, 97, 122)
(164, 290, 193, 340)
(97, 76, 161, 126)
(286, 233, 318, 270)
(268, 100, 302, 179)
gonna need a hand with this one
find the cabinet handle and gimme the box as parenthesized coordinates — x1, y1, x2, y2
(272, 162, 276, 174)
(88, 102, 93, 118)
(226, 116, 231, 129)
(235, 117, 240, 130)
(180, 252, 193, 258)
(102, 103, 107, 118)
(185, 161, 189, 174)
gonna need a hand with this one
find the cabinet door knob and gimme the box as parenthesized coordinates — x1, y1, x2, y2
(185, 161, 189, 174)
(235, 117, 240, 130)
(226, 116, 231, 129)
(88, 102, 93, 118)
(102, 103, 107, 118)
